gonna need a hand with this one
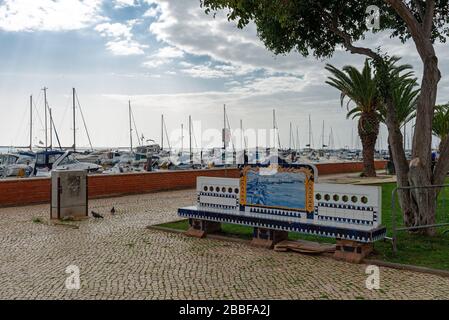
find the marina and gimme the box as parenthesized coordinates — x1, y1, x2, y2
(0, 88, 390, 179)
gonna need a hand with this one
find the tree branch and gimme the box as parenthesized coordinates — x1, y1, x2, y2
(423, 0, 435, 37)
(384, 0, 430, 59)
(412, 0, 425, 20)
(328, 24, 382, 60)
(385, 0, 423, 34)
(319, 9, 382, 61)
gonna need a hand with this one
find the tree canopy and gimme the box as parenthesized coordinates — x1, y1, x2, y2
(201, 0, 449, 59)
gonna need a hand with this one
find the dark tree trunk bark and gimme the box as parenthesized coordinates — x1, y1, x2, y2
(358, 112, 379, 177)
(384, 98, 418, 227)
(407, 55, 441, 235)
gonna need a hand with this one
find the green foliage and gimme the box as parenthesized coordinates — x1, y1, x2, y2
(433, 103, 449, 141)
(200, 0, 449, 59)
(325, 59, 379, 119)
(374, 56, 419, 127)
(325, 56, 418, 129)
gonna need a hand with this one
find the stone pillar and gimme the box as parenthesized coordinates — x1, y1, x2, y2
(251, 227, 288, 249)
(185, 219, 222, 238)
(334, 239, 374, 263)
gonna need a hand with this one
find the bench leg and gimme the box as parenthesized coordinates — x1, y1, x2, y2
(334, 239, 373, 264)
(185, 219, 222, 238)
(251, 227, 288, 249)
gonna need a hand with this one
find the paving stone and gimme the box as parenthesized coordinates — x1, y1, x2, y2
(0, 189, 448, 300)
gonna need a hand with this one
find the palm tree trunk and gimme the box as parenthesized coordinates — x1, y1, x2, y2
(358, 113, 379, 177)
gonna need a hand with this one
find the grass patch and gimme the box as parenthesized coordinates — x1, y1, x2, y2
(32, 217, 44, 224)
(157, 181, 449, 271)
(371, 181, 449, 270)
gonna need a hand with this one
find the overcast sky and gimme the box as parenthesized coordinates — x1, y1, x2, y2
(0, 0, 447, 150)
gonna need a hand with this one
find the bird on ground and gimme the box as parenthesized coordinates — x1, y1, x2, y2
(110, 207, 116, 215)
(91, 211, 104, 219)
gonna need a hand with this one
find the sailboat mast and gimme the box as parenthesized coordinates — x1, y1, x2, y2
(289, 122, 292, 150)
(189, 115, 193, 164)
(329, 127, 334, 149)
(29, 95, 33, 151)
(161, 114, 164, 151)
(273, 109, 276, 149)
(223, 104, 226, 154)
(308, 114, 312, 149)
(240, 119, 243, 151)
(296, 126, 301, 151)
(49, 108, 53, 149)
(73, 88, 76, 151)
(322, 120, 325, 149)
(181, 124, 184, 152)
(43, 87, 48, 151)
(351, 126, 354, 150)
(129, 101, 133, 153)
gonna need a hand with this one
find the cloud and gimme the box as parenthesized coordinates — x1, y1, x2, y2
(178, 62, 258, 79)
(0, 0, 105, 32)
(143, 5, 161, 18)
(114, 0, 137, 8)
(95, 21, 148, 56)
(104, 74, 313, 108)
(143, 46, 184, 68)
(105, 39, 148, 56)
(147, 0, 305, 74)
(95, 22, 133, 39)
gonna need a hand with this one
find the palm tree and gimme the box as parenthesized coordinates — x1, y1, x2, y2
(377, 56, 419, 129)
(433, 103, 449, 145)
(379, 77, 419, 128)
(325, 60, 380, 177)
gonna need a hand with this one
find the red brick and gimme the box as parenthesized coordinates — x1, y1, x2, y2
(0, 162, 387, 208)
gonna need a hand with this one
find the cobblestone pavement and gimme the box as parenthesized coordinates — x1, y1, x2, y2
(0, 189, 448, 300)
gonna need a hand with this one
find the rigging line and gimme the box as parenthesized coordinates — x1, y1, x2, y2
(47, 103, 63, 150)
(274, 115, 281, 150)
(12, 104, 29, 146)
(75, 91, 94, 151)
(31, 91, 45, 131)
(225, 112, 235, 151)
(190, 122, 198, 150)
(163, 119, 172, 151)
(58, 89, 72, 129)
(130, 107, 141, 147)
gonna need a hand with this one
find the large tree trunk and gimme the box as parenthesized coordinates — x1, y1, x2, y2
(384, 0, 442, 235)
(358, 112, 379, 177)
(407, 55, 441, 235)
(384, 97, 418, 226)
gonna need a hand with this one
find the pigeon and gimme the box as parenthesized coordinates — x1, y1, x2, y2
(91, 211, 104, 219)
(110, 207, 116, 215)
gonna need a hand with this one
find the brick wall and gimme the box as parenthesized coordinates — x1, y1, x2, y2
(0, 161, 387, 208)
(315, 161, 387, 175)
(0, 168, 240, 208)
